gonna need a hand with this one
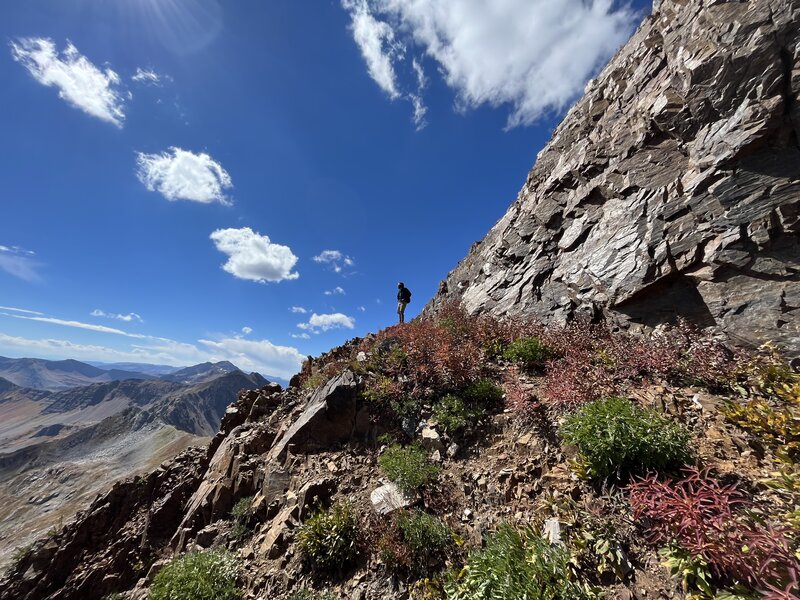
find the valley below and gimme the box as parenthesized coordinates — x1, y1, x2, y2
(0, 357, 267, 570)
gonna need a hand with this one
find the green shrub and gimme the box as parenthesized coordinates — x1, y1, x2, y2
(396, 510, 453, 573)
(302, 372, 327, 391)
(150, 549, 241, 600)
(502, 337, 550, 369)
(297, 502, 359, 571)
(434, 394, 485, 436)
(231, 496, 252, 520)
(230, 496, 254, 542)
(462, 379, 504, 407)
(445, 524, 600, 600)
(560, 396, 691, 479)
(379, 444, 440, 493)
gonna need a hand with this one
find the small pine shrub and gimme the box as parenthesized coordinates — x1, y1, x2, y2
(560, 396, 691, 479)
(379, 445, 440, 494)
(296, 502, 359, 571)
(462, 379, 504, 407)
(230, 496, 254, 542)
(395, 510, 453, 573)
(231, 496, 252, 520)
(301, 372, 328, 392)
(628, 469, 800, 593)
(444, 523, 600, 600)
(502, 336, 550, 369)
(434, 395, 484, 437)
(149, 549, 241, 600)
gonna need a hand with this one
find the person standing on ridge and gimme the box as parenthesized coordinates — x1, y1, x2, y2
(397, 282, 412, 324)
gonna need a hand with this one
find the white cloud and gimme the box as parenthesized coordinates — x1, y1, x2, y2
(0, 245, 42, 283)
(91, 308, 143, 323)
(5, 313, 148, 338)
(290, 306, 308, 314)
(342, 0, 404, 99)
(132, 67, 169, 86)
(210, 227, 299, 283)
(0, 306, 44, 315)
(341, 0, 637, 128)
(137, 147, 233, 205)
(297, 312, 355, 333)
(197, 337, 304, 380)
(313, 250, 355, 273)
(358, 306, 366, 312)
(10, 37, 126, 127)
(291, 333, 311, 340)
(0, 332, 304, 381)
(241, 326, 253, 335)
(324, 286, 346, 296)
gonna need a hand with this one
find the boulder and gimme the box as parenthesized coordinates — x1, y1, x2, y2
(370, 482, 414, 515)
(269, 370, 369, 460)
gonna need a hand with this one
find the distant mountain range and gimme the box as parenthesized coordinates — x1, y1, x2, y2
(0, 356, 251, 392)
(0, 356, 273, 568)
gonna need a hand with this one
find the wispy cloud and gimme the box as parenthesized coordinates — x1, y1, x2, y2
(0, 245, 43, 282)
(241, 326, 252, 335)
(210, 227, 299, 283)
(341, 0, 637, 128)
(291, 332, 311, 340)
(6, 313, 147, 338)
(0, 305, 44, 315)
(136, 147, 233, 205)
(0, 307, 304, 380)
(10, 37, 126, 127)
(312, 250, 355, 273)
(324, 286, 345, 296)
(132, 67, 170, 86)
(290, 306, 308, 314)
(297, 312, 355, 333)
(91, 308, 143, 323)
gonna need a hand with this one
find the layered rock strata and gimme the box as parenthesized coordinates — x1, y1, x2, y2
(427, 0, 800, 355)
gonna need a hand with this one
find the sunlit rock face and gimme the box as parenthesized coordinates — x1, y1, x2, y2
(427, 0, 799, 356)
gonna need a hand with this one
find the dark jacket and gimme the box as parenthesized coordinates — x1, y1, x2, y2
(397, 287, 411, 303)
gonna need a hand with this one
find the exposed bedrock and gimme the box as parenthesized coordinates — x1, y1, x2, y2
(426, 0, 800, 356)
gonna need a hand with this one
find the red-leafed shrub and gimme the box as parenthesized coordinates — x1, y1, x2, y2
(628, 469, 800, 595)
(540, 319, 747, 406)
(365, 302, 525, 400)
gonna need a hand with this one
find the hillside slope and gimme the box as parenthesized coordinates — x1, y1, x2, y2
(425, 0, 799, 357)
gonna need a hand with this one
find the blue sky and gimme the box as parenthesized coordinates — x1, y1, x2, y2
(0, 0, 649, 381)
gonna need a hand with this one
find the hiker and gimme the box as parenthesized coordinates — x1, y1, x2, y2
(397, 282, 412, 324)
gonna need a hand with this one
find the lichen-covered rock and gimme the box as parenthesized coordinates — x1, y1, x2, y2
(426, 0, 799, 356)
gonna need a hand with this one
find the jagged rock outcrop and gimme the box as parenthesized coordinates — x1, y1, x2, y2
(0, 373, 377, 600)
(426, 0, 800, 355)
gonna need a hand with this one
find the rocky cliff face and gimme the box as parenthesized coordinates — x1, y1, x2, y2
(426, 0, 799, 355)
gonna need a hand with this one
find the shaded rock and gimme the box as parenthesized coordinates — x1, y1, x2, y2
(269, 370, 369, 460)
(298, 478, 336, 520)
